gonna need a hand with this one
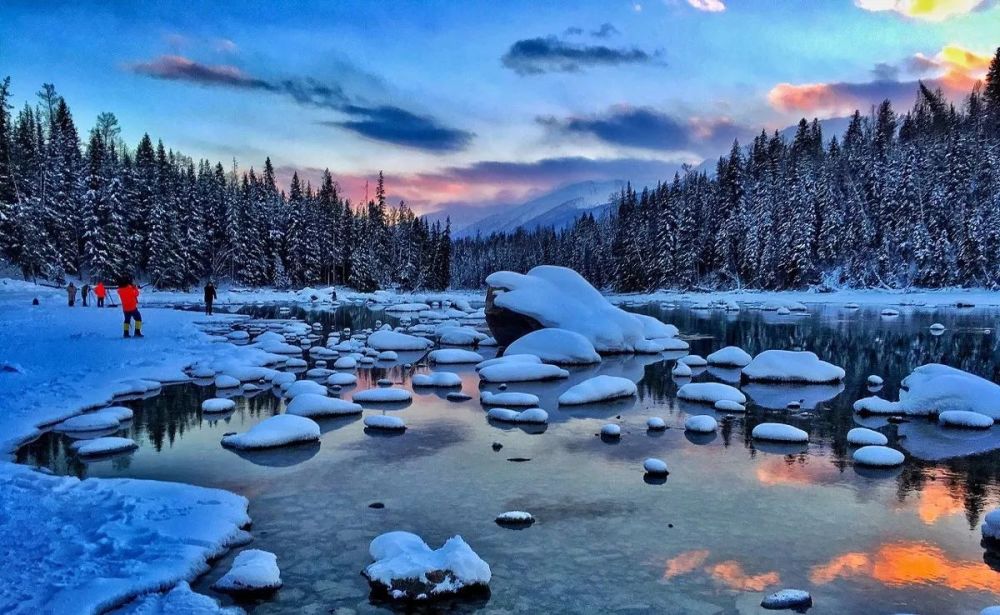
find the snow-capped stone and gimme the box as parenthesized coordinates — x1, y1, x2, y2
(897, 364, 1000, 419)
(283, 379, 327, 399)
(479, 336, 498, 346)
(647, 416, 666, 430)
(742, 350, 845, 383)
(354, 387, 412, 403)
(679, 354, 707, 367)
(707, 346, 752, 367)
(364, 415, 406, 431)
(221, 414, 321, 449)
(305, 367, 333, 378)
(368, 330, 433, 351)
(446, 392, 472, 402)
(853, 445, 905, 467)
(776, 307, 791, 315)
(212, 549, 282, 593)
(284, 358, 308, 368)
(214, 374, 241, 389)
(714, 399, 746, 412)
(677, 382, 746, 405)
(202, 398, 237, 413)
(684, 415, 718, 433)
(286, 393, 362, 418)
(847, 427, 888, 446)
(479, 362, 569, 382)
(867, 375, 883, 386)
(412, 372, 463, 387)
(495, 511, 534, 526)
(982, 508, 1000, 541)
(752, 423, 809, 443)
(480, 391, 540, 407)
(70, 437, 138, 457)
(881, 308, 900, 317)
(760, 589, 812, 610)
(929, 323, 946, 332)
(377, 351, 398, 361)
(558, 375, 637, 405)
(56, 407, 130, 433)
(486, 408, 520, 422)
(226, 330, 249, 341)
(475, 354, 541, 371)
(437, 325, 486, 346)
(600, 423, 621, 438)
(938, 410, 994, 429)
(643, 458, 668, 475)
(505, 328, 601, 365)
(363, 532, 490, 600)
(853, 396, 898, 414)
(486, 407, 548, 424)
(671, 361, 692, 377)
(333, 356, 358, 369)
(326, 372, 358, 386)
(429, 349, 486, 364)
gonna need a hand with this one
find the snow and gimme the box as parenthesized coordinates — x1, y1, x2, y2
(212, 549, 282, 593)
(679, 354, 707, 367)
(671, 361, 692, 377)
(742, 350, 845, 383)
(853, 396, 898, 415)
(486, 407, 549, 424)
(121, 582, 240, 614)
(412, 372, 463, 387)
(214, 374, 241, 389)
(504, 328, 601, 365)
(647, 417, 666, 430)
(852, 445, 905, 467)
(938, 410, 994, 429)
(898, 364, 1000, 420)
(706, 346, 752, 367)
(326, 372, 358, 386)
(486, 265, 677, 353)
(714, 399, 746, 412)
(436, 325, 486, 346)
(305, 367, 332, 378)
(677, 382, 746, 405)
(364, 415, 406, 430)
(600, 423, 621, 438)
(202, 398, 237, 413)
(428, 348, 485, 365)
(643, 458, 668, 475)
(867, 375, 883, 386)
(983, 508, 1000, 541)
(367, 330, 433, 351)
(760, 589, 812, 610)
(56, 407, 129, 433)
(847, 427, 888, 446)
(558, 375, 637, 405)
(353, 388, 413, 403)
(475, 354, 540, 370)
(495, 511, 534, 525)
(930, 322, 946, 332)
(684, 415, 718, 433)
(286, 393, 362, 417)
(282, 379, 328, 398)
(752, 423, 809, 443)
(478, 362, 569, 382)
(333, 356, 358, 369)
(71, 436, 138, 457)
(363, 531, 490, 600)
(378, 351, 398, 361)
(480, 391, 540, 407)
(221, 414, 321, 449)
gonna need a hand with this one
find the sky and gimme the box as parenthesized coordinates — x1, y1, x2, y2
(1, 0, 998, 217)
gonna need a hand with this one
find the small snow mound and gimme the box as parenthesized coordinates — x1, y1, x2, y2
(429, 349, 486, 364)
(752, 423, 809, 443)
(647, 416, 666, 430)
(671, 361, 692, 377)
(505, 328, 601, 365)
(378, 350, 399, 361)
(743, 350, 845, 383)
(679, 354, 707, 367)
(222, 415, 320, 449)
(363, 531, 490, 600)
(867, 375, 883, 386)
(846, 427, 888, 446)
(364, 415, 406, 430)
(55, 407, 129, 433)
(982, 508, 1000, 541)
(643, 458, 668, 475)
(707, 346, 752, 367)
(71, 437, 137, 457)
(929, 322, 946, 332)
(286, 393, 363, 417)
(212, 549, 282, 593)
(684, 415, 718, 433)
(412, 372, 463, 388)
(495, 511, 534, 526)
(938, 410, 993, 429)
(283, 379, 328, 399)
(368, 330, 433, 351)
(677, 382, 746, 405)
(327, 372, 358, 386)
(600, 423, 621, 438)
(202, 398, 237, 413)
(479, 362, 569, 383)
(853, 445, 905, 467)
(486, 407, 548, 424)
(558, 375, 637, 405)
(853, 396, 898, 415)
(333, 356, 358, 369)
(714, 399, 746, 413)
(353, 388, 413, 403)
(215, 374, 241, 389)
(760, 589, 812, 610)
(475, 354, 541, 371)
(480, 391, 539, 407)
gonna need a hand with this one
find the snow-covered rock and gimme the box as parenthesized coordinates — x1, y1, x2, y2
(742, 350, 845, 383)
(684, 415, 718, 433)
(412, 372, 463, 388)
(333, 356, 358, 369)
(475, 354, 541, 371)
(305, 367, 333, 378)
(326, 372, 358, 386)
(707, 346, 752, 367)
(368, 330, 433, 351)
(679, 354, 707, 367)
(930, 322, 946, 332)
(437, 326, 487, 346)
(479, 362, 569, 383)
(714, 399, 746, 412)
(557, 375, 637, 405)
(56, 406, 133, 433)
(202, 398, 237, 413)
(671, 361, 692, 377)
(353, 388, 413, 403)
(853, 445, 905, 467)
(752, 423, 809, 443)
(600, 423, 621, 438)
(283, 379, 328, 399)
(898, 364, 1000, 420)
(647, 417, 666, 430)
(505, 328, 601, 365)
(643, 458, 668, 476)
(480, 391, 540, 407)
(212, 549, 282, 593)
(495, 511, 534, 527)
(983, 508, 1000, 541)
(286, 393, 362, 418)
(221, 414, 321, 449)
(760, 589, 812, 610)
(364, 415, 406, 431)
(486, 407, 548, 424)
(867, 375, 884, 386)
(429, 349, 485, 364)
(677, 382, 746, 405)
(938, 410, 994, 429)
(852, 396, 898, 415)
(377, 350, 398, 361)
(846, 427, 888, 446)
(71, 436, 138, 457)
(363, 532, 490, 601)
(214, 374, 241, 389)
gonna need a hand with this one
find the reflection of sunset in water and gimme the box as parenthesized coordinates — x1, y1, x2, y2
(707, 561, 781, 591)
(662, 550, 710, 579)
(910, 480, 966, 525)
(754, 455, 841, 487)
(810, 542, 998, 590)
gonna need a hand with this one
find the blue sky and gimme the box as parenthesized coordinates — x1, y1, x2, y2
(1, 0, 998, 213)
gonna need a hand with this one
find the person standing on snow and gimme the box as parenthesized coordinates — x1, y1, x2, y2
(81, 283, 91, 307)
(95, 281, 106, 307)
(204, 281, 218, 316)
(67, 282, 77, 307)
(117, 277, 143, 338)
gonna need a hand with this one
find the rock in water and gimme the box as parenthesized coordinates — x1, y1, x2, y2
(212, 549, 282, 593)
(760, 589, 812, 610)
(485, 285, 544, 347)
(495, 511, 535, 527)
(363, 531, 491, 601)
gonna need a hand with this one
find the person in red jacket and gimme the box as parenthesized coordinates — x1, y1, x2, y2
(94, 281, 106, 308)
(117, 277, 143, 338)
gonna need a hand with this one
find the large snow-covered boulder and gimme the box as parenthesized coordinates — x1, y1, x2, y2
(505, 328, 600, 365)
(221, 415, 321, 449)
(367, 330, 433, 351)
(742, 350, 845, 383)
(363, 531, 491, 601)
(484, 265, 676, 353)
(898, 364, 1000, 420)
(557, 375, 637, 405)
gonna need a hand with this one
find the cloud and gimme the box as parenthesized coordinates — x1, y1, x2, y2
(591, 23, 620, 38)
(501, 36, 658, 75)
(855, 0, 994, 21)
(128, 55, 471, 152)
(687, 0, 726, 12)
(809, 542, 997, 591)
(539, 105, 747, 152)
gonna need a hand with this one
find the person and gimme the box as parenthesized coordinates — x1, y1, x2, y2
(81, 283, 91, 307)
(95, 281, 106, 307)
(117, 277, 143, 338)
(67, 282, 77, 307)
(204, 280, 217, 316)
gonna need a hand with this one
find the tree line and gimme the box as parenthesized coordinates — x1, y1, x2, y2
(453, 47, 1000, 292)
(0, 80, 451, 291)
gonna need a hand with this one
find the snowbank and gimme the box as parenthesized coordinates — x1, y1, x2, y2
(286, 394, 362, 418)
(363, 532, 491, 600)
(742, 350, 845, 383)
(557, 375, 637, 405)
(212, 549, 282, 593)
(505, 328, 601, 365)
(221, 415, 321, 449)
(122, 581, 240, 614)
(677, 382, 746, 405)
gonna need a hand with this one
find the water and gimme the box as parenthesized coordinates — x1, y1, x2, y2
(16, 303, 1000, 614)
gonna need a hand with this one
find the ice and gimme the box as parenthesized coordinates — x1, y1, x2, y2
(70, 436, 138, 457)
(363, 531, 490, 600)
(752, 423, 809, 443)
(333, 356, 358, 369)
(221, 414, 321, 449)
(938, 410, 994, 429)
(486, 407, 549, 424)
(679, 354, 707, 367)
(898, 364, 1000, 420)
(480, 391, 540, 407)
(505, 328, 601, 365)
(212, 549, 282, 593)
(326, 372, 358, 386)
(353, 388, 413, 403)
(121, 581, 240, 614)
(714, 399, 746, 412)
(677, 382, 746, 405)
(286, 393, 362, 417)
(643, 458, 668, 475)
(479, 362, 569, 382)
(412, 372, 463, 387)
(429, 349, 485, 364)
(684, 415, 718, 433)
(846, 427, 888, 446)
(282, 379, 328, 398)
(557, 375, 638, 405)
(647, 417, 667, 430)
(760, 589, 812, 610)
(364, 415, 406, 430)
(983, 508, 1000, 541)
(852, 445, 905, 466)
(486, 266, 677, 353)
(202, 398, 237, 413)
(706, 346, 752, 367)
(214, 375, 241, 389)
(671, 361, 692, 377)
(743, 350, 845, 383)
(367, 330, 433, 351)
(475, 354, 541, 370)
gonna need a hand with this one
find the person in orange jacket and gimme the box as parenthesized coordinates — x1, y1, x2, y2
(117, 277, 143, 338)
(94, 281, 106, 307)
